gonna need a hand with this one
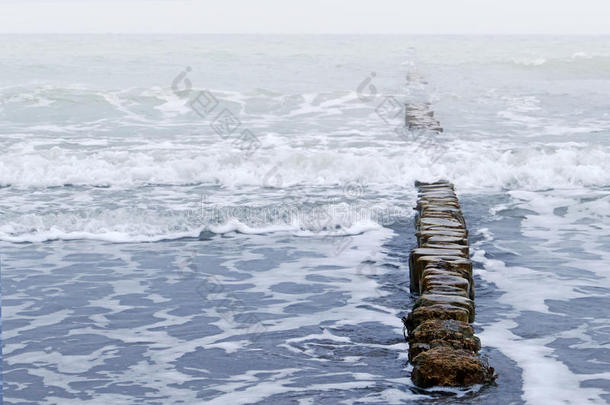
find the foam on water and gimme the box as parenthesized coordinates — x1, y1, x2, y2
(2, 132, 610, 189)
(469, 188, 610, 404)
(2, 225, 431, 403)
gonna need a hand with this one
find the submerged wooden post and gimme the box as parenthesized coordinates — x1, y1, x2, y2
(405, 103, 443, 133)
(403, 180, 496, 388)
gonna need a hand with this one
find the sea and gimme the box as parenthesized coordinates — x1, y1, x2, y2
(1, 34, 609, 404)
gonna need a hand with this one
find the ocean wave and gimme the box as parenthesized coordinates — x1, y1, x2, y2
(507, 53, 610, 74)
(0, 84, 363, 122)
(1, 139, 609, 191)
(0, 203, 389, 243)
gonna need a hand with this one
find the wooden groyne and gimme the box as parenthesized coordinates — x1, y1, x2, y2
(403, 180, 496, 388)
(404, 68, 442, 134)
(405, 103, 443, 133)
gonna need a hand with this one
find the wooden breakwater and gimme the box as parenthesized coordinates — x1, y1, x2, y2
(405, 103, 443, 133)
(404, 68, 442, 134)
(403, 180, 496, 388)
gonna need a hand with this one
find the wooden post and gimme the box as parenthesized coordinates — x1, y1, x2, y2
(404, 180, 496, 387)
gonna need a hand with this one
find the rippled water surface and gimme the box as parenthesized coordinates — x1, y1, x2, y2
(1, 35, 610, 404)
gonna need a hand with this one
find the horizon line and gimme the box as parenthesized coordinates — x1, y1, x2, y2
(2, 32, 610, 36)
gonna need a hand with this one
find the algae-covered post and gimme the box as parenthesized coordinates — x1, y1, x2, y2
(404, 180, 496, 388)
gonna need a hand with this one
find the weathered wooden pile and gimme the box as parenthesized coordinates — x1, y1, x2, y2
(405, 103, 443, 133)
(403, 180, 496, 388)
(404, 69, 442, 134)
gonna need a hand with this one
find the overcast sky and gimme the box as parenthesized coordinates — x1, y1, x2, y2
(1, 0, 610, 34)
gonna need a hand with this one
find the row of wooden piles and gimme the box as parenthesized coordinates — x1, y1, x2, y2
(403, 180, 496, 388)
(405, 103, 443, 133)
(404, 69, 442, 134)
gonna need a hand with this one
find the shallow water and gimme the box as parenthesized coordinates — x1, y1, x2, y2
(1, 35, 610, 404)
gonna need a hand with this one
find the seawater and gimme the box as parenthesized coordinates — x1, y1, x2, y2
(1, 35, 609, 404)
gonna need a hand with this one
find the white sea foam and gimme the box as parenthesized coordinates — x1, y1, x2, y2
(1, 138, 609, 190)
(0, 208, 386, 243)
(479, 319, 609, 405)
(512, 57, 547, 66)
(473, 188, 610, 404)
